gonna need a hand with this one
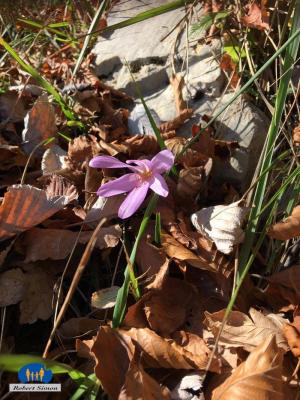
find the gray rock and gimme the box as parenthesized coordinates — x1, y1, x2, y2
(128, 104, 161, 136)
(92, 0, 268, 189)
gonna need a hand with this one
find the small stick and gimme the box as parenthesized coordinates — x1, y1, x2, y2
(43, 217, 107, 358)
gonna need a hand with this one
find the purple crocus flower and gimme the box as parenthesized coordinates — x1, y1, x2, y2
(89, 149, 174, 219)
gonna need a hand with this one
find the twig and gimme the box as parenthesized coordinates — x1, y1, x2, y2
(43, 217, 107, 358)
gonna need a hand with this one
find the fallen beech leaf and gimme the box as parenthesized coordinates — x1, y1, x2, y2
(143, 277, 198, 335)
(219, 53, 240, 89)
(293, 124, 300, 144)
(170, 74, 187, 114)
(99, 139, 129, 156)
(124, 134, 159, 156)
(0, 91, 27, 122)
(161, 233, 218, 272)
(90, 326, 134, 399)
(267, 206, 300, 240)
(58, 317, 101, 339)
(241, 2, 270, 31)
(204, 307, 288, 352)
(176, 167, 205, 200)
(65, 134, 101, 172)
(212, 335, 283, 400)
(19, 266, 56, 324)
(283, 324, 300, 358)
(191, 201, 247, 254)
(0, 145, 28, 170)
(119, 352, 171, 400)
(21, 93, 57, 154)
(0, 268, 26, 306)
(91, 286, 120, 309)
(123, 327, 219, 372)
(41, 145, 67, 174)
(22, 226, 121, 262)
(267, 264, 300, 290)
(165, 137, 208, 168)
(0, 179, 78, 240)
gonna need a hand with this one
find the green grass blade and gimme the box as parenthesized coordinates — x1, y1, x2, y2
(80, 0, 194, 38)
(237, 1, 300, 284)
(178, 26, 300, 157)
(70, 373, 100, 400)
(112, 194, 158, 328)
(0, 354, 93, 386)
(17, 18, 71, 40)
(0, 36, 75, 120)
(73, 0, 109, 76)
(154, 212, 161, 246)
(190, 11, 229, 37)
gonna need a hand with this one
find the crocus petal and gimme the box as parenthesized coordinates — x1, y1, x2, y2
(118, 183, 149, 219)
(89, 155, 138, 172)
(97, 173, 139, 197)
(149, 174, 169, 197)
(150, 149, 175, 174)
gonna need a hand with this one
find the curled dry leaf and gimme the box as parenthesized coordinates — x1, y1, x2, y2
(21, 93, 57, 154)
(0, 178, 77, 240)
(283, 324, 300, 358)
(241, 2, 270, 31)
(91, 286, 120, 310)
(65, 134, 101, 172)
(41, 145, 67, 175)
(165, 137, 208, 168)
(204, 307, 288, 352)
(170, 74, 187, 114)
(124, 327, 220, 372)
(161, 233, 218, 272)
(267, 206, 300, 240)
(176, 166, 206, 200)
(212, 336, 283, 400)
(191, 201, 247, 254)
(212, 335, 283, 400)
(22, 226, 121, 262)
(160, 109, 194, 133)
(119, 351, 171, 400)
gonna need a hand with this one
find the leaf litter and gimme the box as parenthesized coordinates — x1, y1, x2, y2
(0, 2, 299, 399)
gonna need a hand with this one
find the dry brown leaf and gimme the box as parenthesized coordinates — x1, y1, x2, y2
(283, 324, 300, 358)
(0, 268, 26, 307)
(293, 124, 300, 144)
(165, 137, 208, 168)
(0, 91, 27, 122)
(65, 134, 101, 171)
(0, 178, 77, 240)
(124, 134, 159, 156)
(219, 53, 240, 89)
(22, 226, 121, 262)
(123, 327, 220, 372)
(86, 195, 124, 224)
(204, 308, 288, 352)
(90, 325, 134, 400)
(212, 335, 283, 400)
(170, 74, 187, 114)
(119, 352, 171, 400)
(19, 266, 56, 324)
(0, 145, 28, 170)
(143, 277, 198, 335)
(161, 233, 218, 272)
(21, 93, 57, 154)
(267, 206, 300, 240)
(191, 201, 247, 254)
(241, 2, 270, 31)
(267, 264, 300, 291)
(176, 167, 205, 200)
(0, 267, 57, 324)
